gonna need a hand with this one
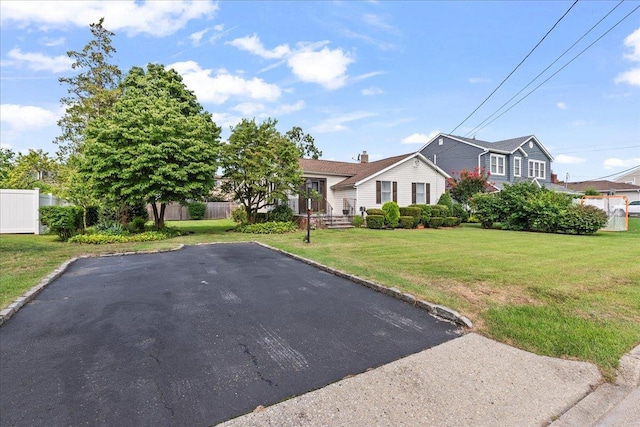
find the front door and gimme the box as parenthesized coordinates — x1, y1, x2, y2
(299, 178, 326, 214)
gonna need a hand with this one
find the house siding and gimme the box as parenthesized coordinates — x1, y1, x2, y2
(358, 158, 446, 209)
(420, 136, 484, 176)
(521, 141, 551, 184)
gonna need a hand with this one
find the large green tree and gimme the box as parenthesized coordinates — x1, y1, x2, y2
(81, 64, 220, 229)
(3, 149, 60, 194)
(221, 118, 302, 224)
(55, 18, 122, 160)
(285, 126, 322, 159)
(0, 147, 15, 185)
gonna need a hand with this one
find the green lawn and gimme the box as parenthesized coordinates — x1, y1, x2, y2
(1, 218, 638, 380)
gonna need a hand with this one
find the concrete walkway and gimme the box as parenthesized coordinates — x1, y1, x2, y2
(219, 333, 605, 426)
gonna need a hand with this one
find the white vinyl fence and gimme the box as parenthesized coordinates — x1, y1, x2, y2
(0, 188, 67, 234)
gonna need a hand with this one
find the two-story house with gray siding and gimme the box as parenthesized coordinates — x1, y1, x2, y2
(419, 133, 554, 189)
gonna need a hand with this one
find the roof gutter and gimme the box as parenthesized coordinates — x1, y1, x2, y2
(478, 149, 489, 169)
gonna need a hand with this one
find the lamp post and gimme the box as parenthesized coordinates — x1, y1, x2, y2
(305, 178, 312, 244)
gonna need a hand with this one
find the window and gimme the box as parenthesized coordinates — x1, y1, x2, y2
(514, 157, 522, 177)
(414, 183, 425, 204)
(490, 154, 505, 176)
(381, 181, 392, 203)
(376, 180, 397, 204)
(528, 160, 546, 179)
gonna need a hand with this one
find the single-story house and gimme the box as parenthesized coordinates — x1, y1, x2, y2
(564, 180, 640, 202)
(290, 151, 449, 217)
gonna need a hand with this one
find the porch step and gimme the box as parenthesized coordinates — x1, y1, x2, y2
(327, 215, 355, 229)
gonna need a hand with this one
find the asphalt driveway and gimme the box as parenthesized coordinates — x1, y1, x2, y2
(0, 243, 460, 426)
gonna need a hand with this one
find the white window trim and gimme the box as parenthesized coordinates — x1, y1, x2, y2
(514, 157, 522, 177)
(528, 160, 546, 179)
(381, 181, 392, 203)
(490, 154, 506, 176)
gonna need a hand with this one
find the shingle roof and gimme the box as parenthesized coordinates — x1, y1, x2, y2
(443, 134, 535, 153)
(564, 180, 640, 192)
(299, 154, 413, 189)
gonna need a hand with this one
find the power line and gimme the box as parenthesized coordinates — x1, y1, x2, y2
(469, 4, 640, 136)
(464, 0, 625, 138)
(589, 164, 640, 181)
(449, 0, 579, 135)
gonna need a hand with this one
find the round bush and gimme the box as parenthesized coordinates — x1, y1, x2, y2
(232, 206, 247, 224)
(382, 201, 400, 228)
(429, 217, 444, 228)
(188, 201, 206, 220)
(352, 215, 364, 228)
(399, 216, 414, 229)
(269, 204, 294, 222)
(366, 215, 384, 229)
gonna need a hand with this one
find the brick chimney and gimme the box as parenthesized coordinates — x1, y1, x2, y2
(360, 150, 369, 163)
(551, 173, 558, 184)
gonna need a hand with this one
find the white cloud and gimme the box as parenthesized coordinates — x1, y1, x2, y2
(557, 102, 568, 110)
(168, 61, 282, 104)
(227, 34, 291, 59)
(614, 68, 640, 86)
(311, 111, 377, 133)
(231, 102, 265, 115)
(401, 131, 440, 144)
(362, 87, 383, 96)
(6, 48, 73, 73)
(615, 28, 640, 87)
(468, 77, 491, 84)
(288, 43, 353, 90)
(40, 36, 65, 47)
(210, 112, 243, 129)
(271, 100, 305, 115)
(363, 13, 399, 34)
(0, 104, 60, 130)
(603, 157, 640, 169)
(555, 154, 585, 164)
(190, 28, 209, 46)
(0, 1, 218, 37)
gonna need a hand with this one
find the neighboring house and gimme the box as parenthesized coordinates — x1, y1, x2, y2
(564, 180, 640, 202)
(419, 133, 554, 190)
(614, 165, 640, 186)
(292, 151, 449, 216)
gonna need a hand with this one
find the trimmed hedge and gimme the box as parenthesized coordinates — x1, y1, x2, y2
(399, 216, 415, 229)
(409, 204, 432, 225)
(400, 206, 422, 227)
(39, 205, 83, 241)
(235, 221, 298, 234)
(443, 216, 461, 227)
(366, 208, 384, 216)
(69, 230, 176, 244)
(187, 201, 206, 220)
(429, 216, 444, 228)
(382, 201, 400, 228)
(366, 215, 384, 229)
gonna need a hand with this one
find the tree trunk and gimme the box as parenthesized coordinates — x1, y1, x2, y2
(158, 203, 166, 229)
(151, 202, 160, 229)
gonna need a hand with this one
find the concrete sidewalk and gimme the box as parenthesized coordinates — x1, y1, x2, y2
(219, 333, 605, 426)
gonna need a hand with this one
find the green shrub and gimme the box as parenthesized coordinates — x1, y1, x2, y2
(39, 206, 83, 241)
(437, 191, 454, 215)
(352, 215, 364, 228)
(235, 221, 298, 234)
(366, 215, 384, 229)
(85, 206, 99, 227)
(470, 193, 501, 229)
(410, 204, 432, 225)
(429, 216, 444, 228)
(400, 206, 422, 227)
(187, 201, 206, 220)
(399, 216, 415, 229)
(255, 212, 269, 223)
(232, 206, 247, 224)
(557, 204, 607, 235)
(382, 201, 400, 228)
(443, 217, 461, 227)
(451, 203, 469, 222)
(129, 216, 147, 233)
(96, 220, 129, 235)
(69, 230, 175, 244)
(366, 208, 384, 216)
(430, 205, 446, 217)
(269, 204, 294, 222)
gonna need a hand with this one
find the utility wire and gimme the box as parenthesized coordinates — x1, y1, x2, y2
(588, 164, 640, 181)
(470, 4, 640, 135)
(449, 0, 579, 135)
(464, 0, 625, 138)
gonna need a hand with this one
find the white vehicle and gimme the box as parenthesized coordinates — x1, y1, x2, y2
(613, 200, 640, 217)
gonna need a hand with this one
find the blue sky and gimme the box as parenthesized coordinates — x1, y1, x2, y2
(1, 0, 639, 182)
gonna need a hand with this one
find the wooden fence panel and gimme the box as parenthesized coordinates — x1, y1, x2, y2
(147, 202, 237, 221)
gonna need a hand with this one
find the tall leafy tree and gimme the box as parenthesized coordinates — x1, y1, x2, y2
(81, 64, 221, 229)
(0, 147, 15, 185)
(221, 118, 302, 224)
(55, 18, 122, 160)
(3, 149, 60, 194)
(285, 126, 322, 159)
